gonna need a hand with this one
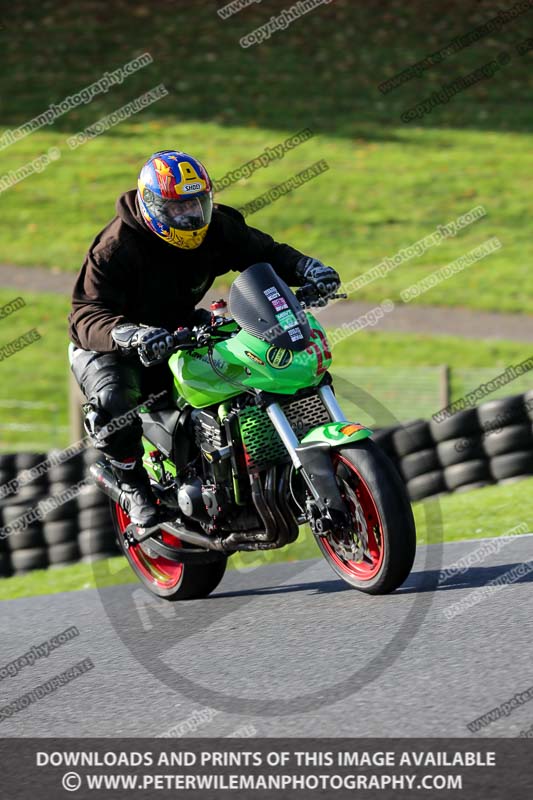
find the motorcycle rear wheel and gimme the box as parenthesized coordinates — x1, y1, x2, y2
(110, 500, 227, 600)
(315, 440, 416, 594)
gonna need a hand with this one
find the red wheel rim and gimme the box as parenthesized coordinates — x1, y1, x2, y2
(321, 454, 385, 580)
(115, 504, 184, 590)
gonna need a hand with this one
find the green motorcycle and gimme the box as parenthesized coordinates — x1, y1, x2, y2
(91, 262, 416, 600)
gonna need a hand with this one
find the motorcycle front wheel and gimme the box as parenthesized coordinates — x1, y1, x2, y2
(315, 440, 416, 594)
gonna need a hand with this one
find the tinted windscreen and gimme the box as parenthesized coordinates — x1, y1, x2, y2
(229, 262, 311, 351)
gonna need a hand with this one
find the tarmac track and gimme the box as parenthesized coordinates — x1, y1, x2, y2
(1, 535, 532, 738)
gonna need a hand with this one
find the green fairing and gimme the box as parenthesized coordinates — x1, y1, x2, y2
(167, 313, 332, 408)
(300, 421, 373, 446)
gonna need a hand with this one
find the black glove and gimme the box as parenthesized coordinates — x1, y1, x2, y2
(296, 257, 340, 303)
(112, 324, 189, 367)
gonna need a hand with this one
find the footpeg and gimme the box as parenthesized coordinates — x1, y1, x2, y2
(124, 521, 162, 547)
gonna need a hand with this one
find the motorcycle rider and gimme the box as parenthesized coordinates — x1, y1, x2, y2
(68, 150, 340, 528)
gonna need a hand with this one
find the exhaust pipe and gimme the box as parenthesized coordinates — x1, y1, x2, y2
(276, 463, 300, 544)
(90, 460, 286, 554)
(90, 461, 226, 552)
(221, 470, 279, 550)
(265, 466, 290, 547)
(90, 460, 122, 504)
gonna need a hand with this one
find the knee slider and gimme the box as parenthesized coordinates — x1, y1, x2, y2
(82, 402, 111, 448)
(97, 386, 138, 419)
(92, 388, 143, 448)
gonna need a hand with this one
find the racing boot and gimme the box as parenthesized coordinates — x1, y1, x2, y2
(110, 457, 160, 528)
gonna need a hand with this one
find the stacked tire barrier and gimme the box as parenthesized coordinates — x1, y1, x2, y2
(0, 448, 119, 578)
(0, 391, 531, 577)
(373, 391, 533, 502)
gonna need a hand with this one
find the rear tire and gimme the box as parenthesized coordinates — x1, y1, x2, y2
(109, 499, 227, 600)
(315, 440, 416, 595)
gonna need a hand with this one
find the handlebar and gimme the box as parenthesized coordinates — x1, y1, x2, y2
(142, 286, 347, 367)
(170, 320, 235, 351)
(172, 286, 347, 350)
(295, 283, 348, 308)
(137, 320, 235, 367)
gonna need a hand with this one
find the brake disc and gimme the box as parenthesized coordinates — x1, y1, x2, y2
(330, 480, 368, 562)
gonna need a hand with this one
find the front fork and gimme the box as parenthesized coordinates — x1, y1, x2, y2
(265, 386, 346, 468)
(265, 386, 352, 533)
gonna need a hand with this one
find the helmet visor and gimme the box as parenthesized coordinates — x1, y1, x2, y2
(144, 190, 213, 231)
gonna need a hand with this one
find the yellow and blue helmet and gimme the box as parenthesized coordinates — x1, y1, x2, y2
(137, 150, 213, 249)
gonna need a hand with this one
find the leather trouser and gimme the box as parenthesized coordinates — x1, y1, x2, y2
(68, 344, 172, 462)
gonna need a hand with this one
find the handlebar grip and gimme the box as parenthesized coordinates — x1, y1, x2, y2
(295, 282, 317, 299)
(171, 329, 196, 348)
(295, 284, 347, 307)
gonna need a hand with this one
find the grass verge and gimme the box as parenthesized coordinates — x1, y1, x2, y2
(1, 3, 532, 312)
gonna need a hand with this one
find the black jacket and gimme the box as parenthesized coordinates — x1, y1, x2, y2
(68, 190, 307, 352)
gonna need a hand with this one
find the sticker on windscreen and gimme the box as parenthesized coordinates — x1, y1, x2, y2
(275, 310, 298, 330)
(264, 286, 280, 301)
(272, 297, 289, 312)
(288, 327, 304, 342)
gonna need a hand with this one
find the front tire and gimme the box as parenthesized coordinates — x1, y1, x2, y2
(315, 440, 416, 594)
(110, 500, 227, 600)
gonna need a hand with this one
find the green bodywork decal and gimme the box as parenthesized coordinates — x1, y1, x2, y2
(300, 421, 373, 446)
